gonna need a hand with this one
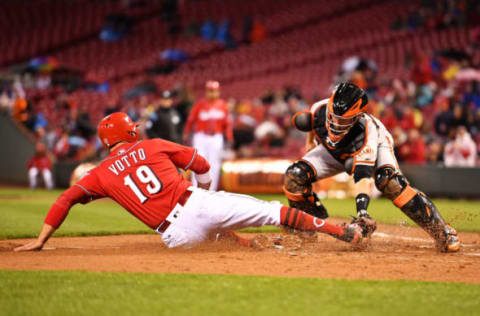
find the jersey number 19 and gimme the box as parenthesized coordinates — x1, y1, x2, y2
(124, 165, 162, 203)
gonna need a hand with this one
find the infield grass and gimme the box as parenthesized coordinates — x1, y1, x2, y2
(1, 270, 479, 316)
(1, 188, 479, 239)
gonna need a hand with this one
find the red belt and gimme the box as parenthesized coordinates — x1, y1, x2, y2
(198, 130, 218, 136)
(155, 189, 193, 233)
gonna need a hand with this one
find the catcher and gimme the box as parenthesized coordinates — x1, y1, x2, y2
(284, 82, 460, 252)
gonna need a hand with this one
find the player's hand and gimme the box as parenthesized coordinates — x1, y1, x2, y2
(351, 213, 377, 238)
(14, 240, 44, 252)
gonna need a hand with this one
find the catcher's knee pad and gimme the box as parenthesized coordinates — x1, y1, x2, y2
(374, 166, 410, 201)
(283, 161, 328, 219)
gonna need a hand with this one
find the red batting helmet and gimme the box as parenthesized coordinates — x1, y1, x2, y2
(97, 112, 139, 149)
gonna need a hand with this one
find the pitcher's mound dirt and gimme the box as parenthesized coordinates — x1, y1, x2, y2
(1, 223, 479, 283)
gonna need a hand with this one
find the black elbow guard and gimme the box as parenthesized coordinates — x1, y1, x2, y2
(291, 111, 313, 132)
(353, 165, 374, 183)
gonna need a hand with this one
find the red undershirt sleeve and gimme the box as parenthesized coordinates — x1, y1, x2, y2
(44, 170, 106, 229)
(44, 185, 91, 228)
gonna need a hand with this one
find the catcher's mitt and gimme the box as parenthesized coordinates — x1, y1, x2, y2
(351, 215, 377, 238)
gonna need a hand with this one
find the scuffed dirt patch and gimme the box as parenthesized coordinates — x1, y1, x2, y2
(1, 223, 479, 283)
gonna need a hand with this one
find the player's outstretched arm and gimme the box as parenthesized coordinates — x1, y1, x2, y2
(14, 185, 91, 252)
(14, 223, 56, 252)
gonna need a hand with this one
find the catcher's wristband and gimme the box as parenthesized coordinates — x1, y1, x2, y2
(355, 193, 370, 216)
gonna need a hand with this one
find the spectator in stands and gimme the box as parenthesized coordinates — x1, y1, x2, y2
(250, 20, 267, 43)
(242, 16, 253, 44)
(411, 52, 433, 85)
(174, 83, 195, 132)
(467, 108, 480, 136)
(426, 140, 444, 165)
(232, 99, 256, 150)
(27, 143, 54, 190)
(105, 97, 121, 116)
(380, 106, 399, 131)
(200, 20, 217, 41)
(254, 118, 285, 148)
(145, 90, 182, 143)
(53, 129, 70, 160)
(398, 128, 427, 164)
(216, 20, 237, 49)
(12, 97, 29, 126)
(444, 126, 477, 167)
(0, 85, 14, 114)
(75, 105, 95, 139)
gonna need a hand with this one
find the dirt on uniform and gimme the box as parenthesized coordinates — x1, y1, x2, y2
(1, 222, 479, 283)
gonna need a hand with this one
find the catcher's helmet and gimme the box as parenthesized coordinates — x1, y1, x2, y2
(97, 112, 139, 149)
(326, 82, 368, 146)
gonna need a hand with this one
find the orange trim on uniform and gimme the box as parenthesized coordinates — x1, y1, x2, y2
(299, 159, 317, 178)
(425, 205, 431, 217)
(393, 185, 417, 208)
(342, 99, 363, 117)
(283, 187, 304, 201)
(327, 95, 334, 113)
(291, 110, 313, 130)
(355, 160, 375, 165)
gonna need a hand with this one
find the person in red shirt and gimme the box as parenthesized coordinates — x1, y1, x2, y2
(183, 80, 233, 190)
(27, 143, 54, 190)
(15, 112, 365, 252)
(398, 128, 427, 164)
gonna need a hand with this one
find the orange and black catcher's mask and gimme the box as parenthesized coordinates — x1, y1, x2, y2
(326, 82, 368, 146)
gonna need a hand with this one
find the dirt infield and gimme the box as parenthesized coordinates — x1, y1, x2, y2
(1, 222, 479, 283)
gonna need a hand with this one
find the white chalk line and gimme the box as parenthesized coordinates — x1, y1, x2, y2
(43, 246, 121, 251)
(373, 232, 476, 248)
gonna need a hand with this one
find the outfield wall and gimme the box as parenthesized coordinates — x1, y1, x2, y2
(2, 133, 480, 198)
(0, 112, 35, 185)
(400, 164, 480, 198)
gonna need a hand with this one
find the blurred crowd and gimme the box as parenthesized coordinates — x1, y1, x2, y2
(391, 0, 479, 32)
(342, 47, 480, 167)
(3, 50, 480, 169)
(3, 59, 480, 168)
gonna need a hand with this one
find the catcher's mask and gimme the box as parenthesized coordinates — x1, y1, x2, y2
(326, 83, 368, 147)
(97, 112, 139, 149)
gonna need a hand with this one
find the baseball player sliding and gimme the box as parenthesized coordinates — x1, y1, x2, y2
(15, 112, 366, 252)
(183, 80, 232, 191)
(284, 82, 460, 252)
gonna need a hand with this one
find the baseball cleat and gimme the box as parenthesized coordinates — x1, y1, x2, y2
(437, 226, 460, 253)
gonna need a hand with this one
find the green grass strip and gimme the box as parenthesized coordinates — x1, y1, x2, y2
(1, 189, 479, 239)
(0, 270, 479, 316)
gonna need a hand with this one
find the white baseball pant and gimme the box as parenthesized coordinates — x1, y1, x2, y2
(28, 168, 54, 190)
(159, 187, 282, 248)
(191, 132, 223, 191)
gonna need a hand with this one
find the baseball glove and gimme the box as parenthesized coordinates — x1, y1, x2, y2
(351, 215, 377, 238)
